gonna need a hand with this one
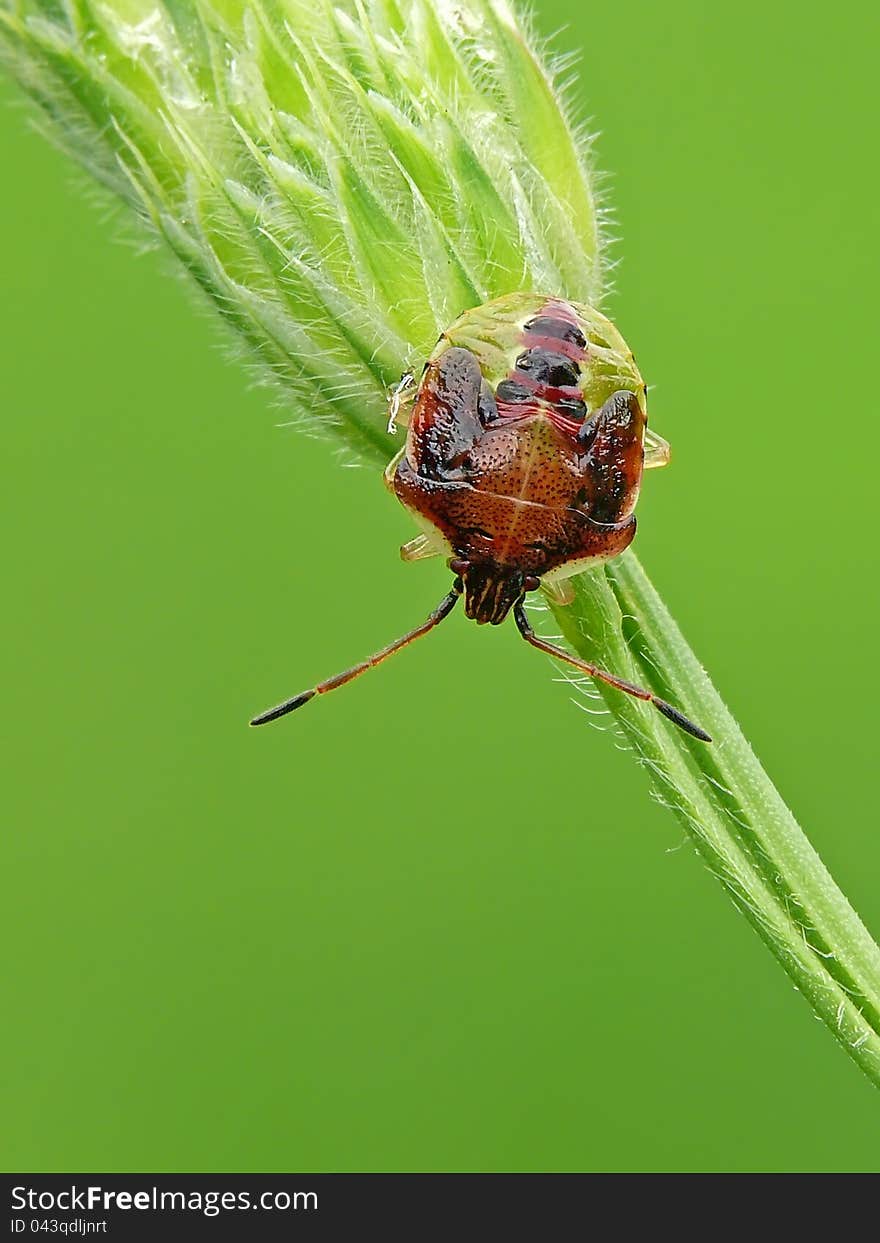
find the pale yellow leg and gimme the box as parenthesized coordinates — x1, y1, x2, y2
(387, 371, 416, 434)
(644, 427, 671, 469)
(400, 533, 441, 563)
(541, 578, 575, 606)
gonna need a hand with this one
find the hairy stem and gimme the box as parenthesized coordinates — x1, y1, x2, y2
(549, 559, 880, 1082)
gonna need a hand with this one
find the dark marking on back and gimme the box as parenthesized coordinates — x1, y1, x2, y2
(477, 380, 499, 424)
(496, 379, 532, 403)
(514, 347, 581, 389)
(523, 314, 587, 349)
(413, 346, 484, 479)
(556, 397, 587, 421)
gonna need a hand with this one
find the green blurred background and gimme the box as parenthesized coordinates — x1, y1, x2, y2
(2, 0, 879, 1172)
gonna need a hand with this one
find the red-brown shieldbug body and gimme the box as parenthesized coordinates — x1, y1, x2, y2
(252, 292, 710, 741)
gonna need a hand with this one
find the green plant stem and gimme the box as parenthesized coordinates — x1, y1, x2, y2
(2, 0, 879, 1087)
(549, 557, 880, 1082)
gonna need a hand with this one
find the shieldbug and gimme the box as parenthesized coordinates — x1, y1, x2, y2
(251, 292, 710, 741)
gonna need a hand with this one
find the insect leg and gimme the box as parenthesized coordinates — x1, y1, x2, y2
(400, 533, 441, 563)
(250, 583, 462, 726)
(387, 370, 415, 434)
(643, 426, 671, 470)
(541, 578, 575, 607)
(512, 602, 711, 742)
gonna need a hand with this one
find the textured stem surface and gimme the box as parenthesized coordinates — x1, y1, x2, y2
(548, 558, 880, 1083)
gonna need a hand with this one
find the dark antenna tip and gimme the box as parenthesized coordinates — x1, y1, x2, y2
(248, 586, 462, 729)
(654, 698, 712, 743)
(249, 689, 316, 727)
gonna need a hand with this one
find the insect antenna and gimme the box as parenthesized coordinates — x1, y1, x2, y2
(250, 583, 462, 726)
(512, 601, 712, 742)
